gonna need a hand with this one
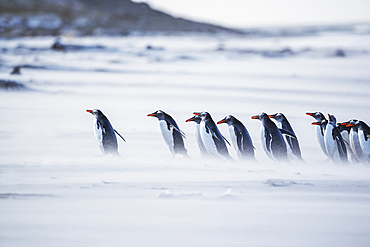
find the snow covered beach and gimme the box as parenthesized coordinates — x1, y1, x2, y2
(1, 29, 370, 246)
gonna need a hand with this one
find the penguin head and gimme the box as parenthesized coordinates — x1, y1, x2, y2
(86, 109, 104, 119)
(337, 122, 351, 132)
(217, 115, 234, 125)
(251, 112, 269, 122)
(345, 119, 358, 128)
(306, 112, 326, 122)
(357, 121, 369, 131)
(193, 111, 211, 121)
(268, 113, 285, 122)
(185, 115, 201, 124)
(328, 114, 337, 125)
(147, 110, 166, 120)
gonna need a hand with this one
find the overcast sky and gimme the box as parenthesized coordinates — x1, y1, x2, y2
(132, 0, 370, 28)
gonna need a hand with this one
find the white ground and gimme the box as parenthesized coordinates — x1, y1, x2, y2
(1, 31, 370, 247)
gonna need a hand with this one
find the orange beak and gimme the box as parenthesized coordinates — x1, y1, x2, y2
(185, 116, 195, 122)
(311, 122, 321, 125)
(217, 119, 226, 124)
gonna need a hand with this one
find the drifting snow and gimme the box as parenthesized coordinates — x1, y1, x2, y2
(0, 30, 370, 247)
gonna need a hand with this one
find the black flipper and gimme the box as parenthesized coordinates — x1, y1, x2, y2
(206, 126, 220, 141)
(279, 128, 297, 139)
(206, 126, 231, 146)
(332, 128, 347, 161)
(97, 121, 106, 134)
(264, 128, 272, 153)
(236, 130, 243, 152)
(114, 129, 126, 142)
(221, 134, 231, 146)
(171, 124, 186, 139)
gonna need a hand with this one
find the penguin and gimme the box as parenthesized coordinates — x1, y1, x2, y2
(343, 120, 368, 163)
(86, 109, 125, 155)
(193, 111, 233, 160)
(251, 112, 294, 162)
(337, 121, 358, 163)
(306, 112, 328, 157)
(185, 115, 208, 157)
(269, 113, 304, 162)
(355, 121, 370, 163)
(323, 114, 347, 163)
(217, 115, 255, 161)
(147, 110, 188, 157)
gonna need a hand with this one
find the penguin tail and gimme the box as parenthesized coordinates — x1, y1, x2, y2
(298, 157, 308, 164)
(226, 154, 235, 162)
(183, 153, 191, 159)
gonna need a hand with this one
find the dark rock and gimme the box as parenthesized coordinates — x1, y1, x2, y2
(10, 66, 21, 75)
(146, 45, 164, 51)
(334, 49, 346, 57)
(262, 48, 294, 58)
(51, 40, 67, 51)
(0, 80, 28, 90)
(51, 39, 105, 51)
(216, 44, 225, 51)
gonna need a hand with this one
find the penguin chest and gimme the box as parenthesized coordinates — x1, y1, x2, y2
(324, 125, 340, 160)
(159, 120, 175, 153)
(200, 122, 218, 155)
(340, 131, 353, 155)
(260, 126, 275, 160)
(340, 131, 350, 147)
(196, 124, 207, 154)
(358, 129, 370, 157)
(315, 125, 328, 156)
(350, 131, 365, 160)
(228, 126, 240, 154)
(93, 119, 105, 153)
(93, 119, 118, 154)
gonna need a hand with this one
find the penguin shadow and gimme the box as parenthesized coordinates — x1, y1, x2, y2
(91, 153, 123, 159)
(171, 153, 192, 160)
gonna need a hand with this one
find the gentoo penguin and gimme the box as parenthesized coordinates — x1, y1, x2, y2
(185, 115, 208, 157)
(217, 115, 255, 161)
(251, 112, 293, 162)
(193, 111, 233, 160)
(337, 121, 358, 163)
(147, 110, 189, 157)
(86, 109, 125, 155)
(306, 112, 328, 157)
(355, 121, 370, 163)
(323, 114, 347, 163)
(269, 113, 304, 162)
(343, 120, 368, 163)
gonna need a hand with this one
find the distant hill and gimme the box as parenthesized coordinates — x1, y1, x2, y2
(0, 0, 243, 37)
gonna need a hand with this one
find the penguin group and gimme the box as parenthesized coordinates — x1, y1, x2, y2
(86, 109, 370, 164)
(148, 110, 303, 163)
(307, 112, 370, 164)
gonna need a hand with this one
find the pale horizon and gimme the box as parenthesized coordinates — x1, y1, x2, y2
(133, 0, 370, 28)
